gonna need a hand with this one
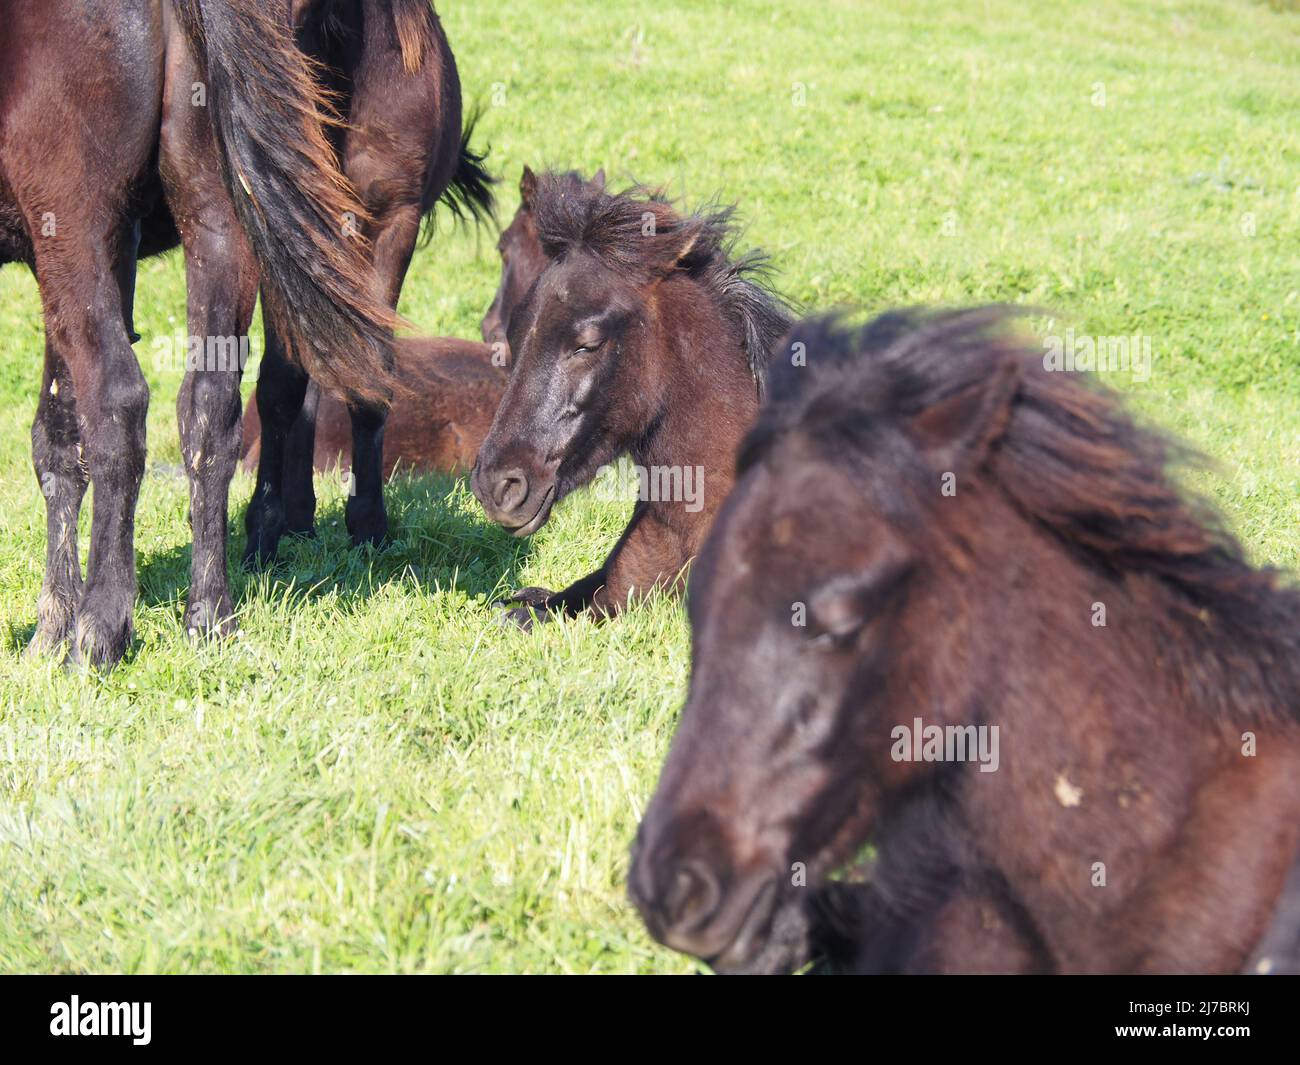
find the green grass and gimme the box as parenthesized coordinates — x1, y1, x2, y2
(1, 0, 1298, 973)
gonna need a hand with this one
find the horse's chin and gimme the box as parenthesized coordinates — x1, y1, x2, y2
(508, 483, 557, 537)
(707, 898, 814, 976)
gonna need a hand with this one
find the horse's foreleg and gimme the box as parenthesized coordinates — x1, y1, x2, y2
(27, 340, 89, 655)
(496, 569, 610, 630)
(496, 503, 669, 628)
(588, 504, 691, 617)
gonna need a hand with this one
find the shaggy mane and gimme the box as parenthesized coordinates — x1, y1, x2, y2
(746, 307, 1300, 719)
(529, 171, 794, 395)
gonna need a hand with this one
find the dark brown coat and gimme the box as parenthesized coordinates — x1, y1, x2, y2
(630, 308, 1300, 975)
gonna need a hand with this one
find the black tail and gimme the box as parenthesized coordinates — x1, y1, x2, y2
(443, 111, 497, 225)
(174, 0, 398, 406)
(422, 109, 497, 245)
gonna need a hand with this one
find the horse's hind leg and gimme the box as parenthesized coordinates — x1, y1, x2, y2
(274, 206, 416, 548)
(174, 242, 257, 637)
(27, 340, 89, 655)
(282, 378, 321, 536)
(38, 253, 150, 668)
(13, 0, 159, 667)
(116, 220, 143, 343)
(28, 229, 139, 653)
(344, 397, 391, 548)
(160, 37, 259, 634)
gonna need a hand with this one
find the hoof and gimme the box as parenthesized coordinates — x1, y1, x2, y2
(183, 597, 238, 641)
(25, 624, 70, 659)
(67, 603, 133, 672)
(493, 586, 556, 631)
(243, 504, 286, 569)
(283, 496, 317, 539)
(26, 594, 78, 658)
(345, 498, 389, 550)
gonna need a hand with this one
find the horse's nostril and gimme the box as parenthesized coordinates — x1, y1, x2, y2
(493, 467, 529, 512)
(663, 859, 722, 934)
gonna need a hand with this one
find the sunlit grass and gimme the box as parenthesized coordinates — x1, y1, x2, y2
(0, 0, 1297, 972)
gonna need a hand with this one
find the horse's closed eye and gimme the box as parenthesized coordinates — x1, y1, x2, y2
(806, 629, 847, 651)
(572, 339, 606, 358)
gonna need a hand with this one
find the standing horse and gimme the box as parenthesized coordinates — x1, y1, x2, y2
(471, 172, 792, 626)
(629, 308, 1300, 974)
(1, 0, 398, 667)
(243, 0, 493, 562)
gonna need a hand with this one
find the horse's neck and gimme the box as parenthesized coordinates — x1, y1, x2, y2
(1129, 580, 1300, 723)
(966, 485, 1300, 726)
(635, 285, 759, 475)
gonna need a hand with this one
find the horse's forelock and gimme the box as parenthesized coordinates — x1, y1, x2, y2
(529, 172, 793, 381)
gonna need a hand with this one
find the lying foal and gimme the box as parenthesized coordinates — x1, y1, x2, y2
(471, 172, 793, 626)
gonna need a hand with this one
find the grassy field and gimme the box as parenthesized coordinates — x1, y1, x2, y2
(1, 0, 1298, 973)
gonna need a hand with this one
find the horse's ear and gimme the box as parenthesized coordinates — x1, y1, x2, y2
(906, 357, 1018, 469)
(658, 218, 710, 276)
(520, 166, 538, 208)
(592, 168, 606, 189)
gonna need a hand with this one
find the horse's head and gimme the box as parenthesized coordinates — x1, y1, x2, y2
(479, 166, 571, 353)
(472, 172, 787, 536)
(469, 176, 645, 534)
(471, 171, 653, 534)
(629, 310, 1027, 973)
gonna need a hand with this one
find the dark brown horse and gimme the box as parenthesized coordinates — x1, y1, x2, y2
(471, 172, 793, 626)
(629, 308, 1300, 974)
(239, 165, 552, 481)
(240, 336, 505, 477)
(243, 0, 493, 562)
(1, 0, 404, 667)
